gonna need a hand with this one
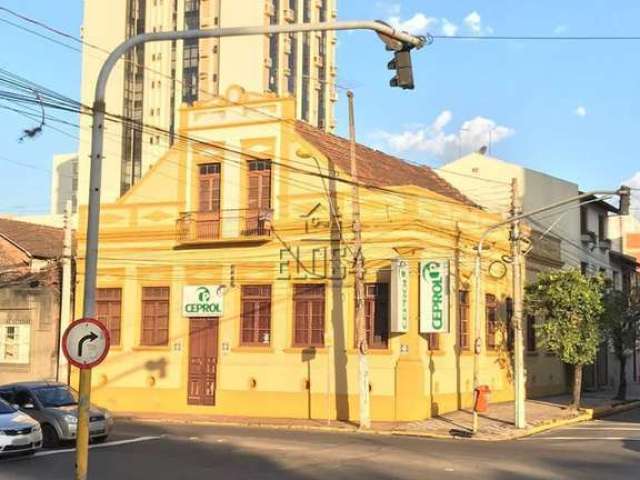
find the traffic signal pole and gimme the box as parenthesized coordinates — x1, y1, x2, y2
(77, 22, 425, 480)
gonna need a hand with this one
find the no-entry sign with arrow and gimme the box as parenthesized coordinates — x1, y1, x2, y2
(62, 318, 110, 369)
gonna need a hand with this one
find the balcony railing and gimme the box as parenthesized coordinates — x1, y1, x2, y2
(176, 209, 272, 243)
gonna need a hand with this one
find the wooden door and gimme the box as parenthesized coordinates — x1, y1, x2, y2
(187, 318, 219, 406)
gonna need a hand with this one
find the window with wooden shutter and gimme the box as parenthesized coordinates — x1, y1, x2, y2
(293, 284, 325, 347)
(458, 290, 470, 351)
(197, 163, 221, 239)
(241, 285, 272, 345)
(246, 160, 271, 236)
(96, 288, 122, 346)
(362, 283, 389, 349)
(486, 294, 498, 350)
(141, 287, 170, 346)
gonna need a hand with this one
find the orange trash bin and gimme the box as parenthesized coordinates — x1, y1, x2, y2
(474, 385, 491, 413)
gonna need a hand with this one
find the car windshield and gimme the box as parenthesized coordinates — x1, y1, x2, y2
(33, 386, 78, 408)
(0, 398, 15, 414)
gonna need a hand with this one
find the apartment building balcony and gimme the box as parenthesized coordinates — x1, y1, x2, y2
(176, 209, 272, 247)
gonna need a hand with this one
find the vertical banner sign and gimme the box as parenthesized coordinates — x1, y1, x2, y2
(390, 259, 410, 332)
(420, 260, 450, 333)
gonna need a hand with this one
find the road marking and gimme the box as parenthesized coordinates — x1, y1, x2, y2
(531, 436, 640, 441)
(33, 436, 161, 457)
(565, 427, 640, 431)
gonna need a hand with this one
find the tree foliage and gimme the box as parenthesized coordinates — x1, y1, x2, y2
(525, 269, 605, 366)
(601, 287, 640, 358)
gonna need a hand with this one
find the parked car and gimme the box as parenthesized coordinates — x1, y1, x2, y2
(0, 397, 42, 455)
(0, 381, 113, 448)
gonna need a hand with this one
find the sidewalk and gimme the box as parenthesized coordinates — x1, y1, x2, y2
(116, 389, 640, 441)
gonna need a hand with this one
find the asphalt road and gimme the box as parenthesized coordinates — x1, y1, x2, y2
(1, 408, 638, 479)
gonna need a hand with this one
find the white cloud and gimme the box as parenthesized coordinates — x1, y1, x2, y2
(374, 111, 515, 161)
(575, 106, 587, 117)
(463, 10, 493, 35)
(388, 13, 436, 35)
(387, 10, 491, 37)
(464, 11, 482, 33)
(441, 18, 459, 37)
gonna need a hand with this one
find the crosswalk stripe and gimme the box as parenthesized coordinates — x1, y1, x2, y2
(533, 436, 640, 441)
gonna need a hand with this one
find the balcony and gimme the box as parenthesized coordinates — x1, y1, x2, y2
(176, 209, 272, 247)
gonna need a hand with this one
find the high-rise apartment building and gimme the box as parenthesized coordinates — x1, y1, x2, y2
(77, 0, 337, 204)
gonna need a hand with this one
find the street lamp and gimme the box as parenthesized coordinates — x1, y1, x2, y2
(76, 21, 426, 480)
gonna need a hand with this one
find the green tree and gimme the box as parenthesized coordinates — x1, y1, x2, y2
(600, 286, 640, 400)
(525, 269, 605, 409)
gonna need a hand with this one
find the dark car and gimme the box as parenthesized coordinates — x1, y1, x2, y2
(0, 381, 113, 448)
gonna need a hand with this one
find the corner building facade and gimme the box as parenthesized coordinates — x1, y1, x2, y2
(74, 89, 565, 422)
(78, 0, 337, 205)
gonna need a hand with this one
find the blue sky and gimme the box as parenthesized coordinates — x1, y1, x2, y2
(0, 0, 639, 215)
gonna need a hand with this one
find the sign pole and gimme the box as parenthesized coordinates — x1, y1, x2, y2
(62, 318, 110, 480)
(76, 368, 92, 478)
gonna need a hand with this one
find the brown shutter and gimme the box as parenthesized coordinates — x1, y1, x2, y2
(240, 285, 271, 345)
(141, 287, 170, 346)
(96, 288, 122, 346)
(362, 283, 389, 349)
(293, 284, 325, 347)
(246, 161, 271, 235)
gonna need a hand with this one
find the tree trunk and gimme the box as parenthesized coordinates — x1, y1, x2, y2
(616, 355, 627, 401)
(572, 364, 583, 409)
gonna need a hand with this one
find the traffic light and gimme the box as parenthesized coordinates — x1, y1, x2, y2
(388, 48, 414, 90)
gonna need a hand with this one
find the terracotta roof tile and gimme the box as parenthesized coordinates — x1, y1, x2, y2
(294, 121, 476, 207)
(0, 218, 65, 259)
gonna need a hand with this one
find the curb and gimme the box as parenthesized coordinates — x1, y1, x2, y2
(592, 400, 640, 419)
(115, 400, 640, 442)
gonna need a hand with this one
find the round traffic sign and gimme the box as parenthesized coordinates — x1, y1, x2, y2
(62, 318, 110, 369)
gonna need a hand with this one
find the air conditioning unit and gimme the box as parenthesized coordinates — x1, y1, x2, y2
(265, 3, 275, 16)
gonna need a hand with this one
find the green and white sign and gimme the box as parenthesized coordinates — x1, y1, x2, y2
(390, 259, 410, 333)
(420, 260, 450, 333)
(182, 286, 224, 317)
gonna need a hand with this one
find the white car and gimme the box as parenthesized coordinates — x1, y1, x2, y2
(0, 398, 42, 455)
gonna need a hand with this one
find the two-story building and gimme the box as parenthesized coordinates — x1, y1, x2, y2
(73, 87, 567, 422)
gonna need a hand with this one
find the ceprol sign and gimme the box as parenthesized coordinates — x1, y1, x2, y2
(182, 286, 224, 317)
(420, 260, 450, 333)
(390, 259, 410, 333)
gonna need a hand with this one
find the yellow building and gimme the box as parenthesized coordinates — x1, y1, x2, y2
(74, 88, 563, 422)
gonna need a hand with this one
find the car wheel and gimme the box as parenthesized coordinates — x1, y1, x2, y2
(42, 424, 60, 448)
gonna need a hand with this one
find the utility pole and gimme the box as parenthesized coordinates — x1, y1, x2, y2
(348, 91, 371, 429)
(57, 200, 73, 383)
(510, 178, 526, 429)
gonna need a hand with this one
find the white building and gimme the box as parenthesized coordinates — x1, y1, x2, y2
(50, 153, 78, 216)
